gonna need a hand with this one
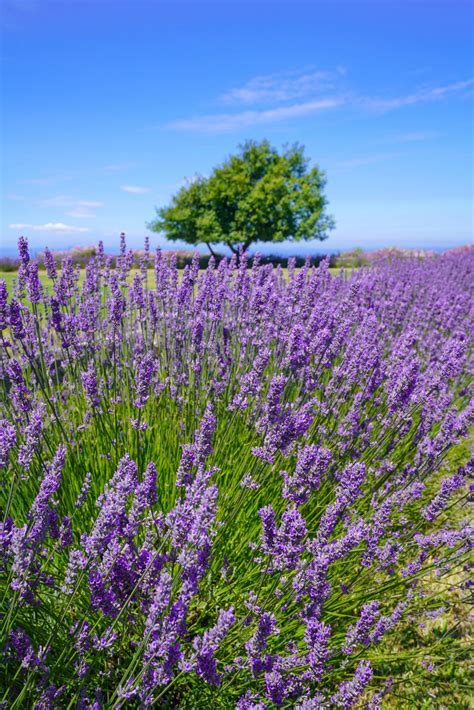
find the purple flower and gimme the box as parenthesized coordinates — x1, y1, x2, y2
(236, 691, 266, 709)
(82, 455, 138, 558)
(0, 237, 471, 705)
(245, 612, 279, 676)
(240, 472, 261, 490)
(133, 352, 157, 408)
(9, 299, 25, 339)
(370, 601, 406, 643)
(0, 280, 8, 331)
(50, 296, 62, 333)
(29, 445, 66, 542)
(43, 247, 57, 279)
(81, 366, 100, 408)
(258, 506, 277, 556)
(6, 359, 31, 412)
(62, 549, 88, 594)
(282, 445, 332, 505)
(273, 505, 307, 571)
(125, 462, 158, 537)
(75, 472, 92, 509)
(304, 618, 331, 681)
(421, 466, 467, 521)
(295, 695, 327, 709)
(331, 660, 373, 707)
(119, 231, 126, 255)
(231, 347, 272, 410)
(18, 236, 30, 268)
(0, 419, 16, 469)
(27, 262, 42, 304)
(195, 402, 217, 464)
(176, 444, 196, 488)
(264, 667, 287, 705)
(107, 273, 125, 328)
(260, 374, 287, 427)
(141, 588, 188, 688)
(8, 447, 66, 601)
(317, 463, 366, 544)
(17, 403, 46, 470)
(192, 606, 235, 685)
(5, 628, 44, 671)
(342, 601, 380, 654)
(176, 404, 216, 487)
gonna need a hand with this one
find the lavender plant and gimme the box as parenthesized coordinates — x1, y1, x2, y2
(0, 237, 472, 708)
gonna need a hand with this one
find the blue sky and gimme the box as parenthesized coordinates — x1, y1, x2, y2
(1, 0, 472, 256)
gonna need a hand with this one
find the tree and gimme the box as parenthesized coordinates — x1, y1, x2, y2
(148, 140, 335, 256)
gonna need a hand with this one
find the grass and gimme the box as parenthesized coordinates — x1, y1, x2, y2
(4, 256, 469, 706)
(0, 266, 353, 295)
(378, 434, 473, 708)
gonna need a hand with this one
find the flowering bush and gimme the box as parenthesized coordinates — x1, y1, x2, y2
(0, 236, 472, 708)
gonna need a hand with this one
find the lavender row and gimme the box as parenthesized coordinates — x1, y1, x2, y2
(0, 236, 472, 708)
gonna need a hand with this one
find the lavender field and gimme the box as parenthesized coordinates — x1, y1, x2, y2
(0, 236, 472, 708)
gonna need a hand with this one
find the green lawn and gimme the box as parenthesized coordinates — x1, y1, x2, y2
(0, 266, 352, 295)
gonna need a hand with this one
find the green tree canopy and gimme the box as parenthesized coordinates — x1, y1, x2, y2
(148, 140, 335, 255)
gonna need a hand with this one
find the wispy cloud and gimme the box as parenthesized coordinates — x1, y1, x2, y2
(6, 194, 27, 201)
(220, 66, 346, 105)
(36, 195, 71, 207)
(331, 153, 400, 170)
(23, 195, 104, 219)
(360, 79, 474, 112)
(64, 209, 95, 219)
(19, 175, 73, 186)
(121, 185, 152, 194)
(102, 163, 134, 173)
(382, 131, 439, 143)
(36, 195, 104, 209)
(1, 0, 41, 31)
(76, 200, 103, 208)
(9, 222, 90, 233)
(166, 70, 473, 134)
(167, 98, 344, 133)
(17, 164, 133, 187)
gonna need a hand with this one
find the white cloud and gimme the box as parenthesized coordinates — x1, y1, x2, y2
(121, 185, 152, 194)
(220, 66, 346, 105)
(167, 97, 343, 133)
(9, 222, 90, 233)
(360, 79, 474, 112)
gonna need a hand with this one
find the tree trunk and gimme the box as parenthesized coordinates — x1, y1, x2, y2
(206, 242, 217, 257)
(225, 241, 238, 255)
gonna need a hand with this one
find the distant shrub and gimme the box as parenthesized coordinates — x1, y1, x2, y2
(365, 247, 436, 264)
(334, 248, 370, 268)
(37, 246, 98, 270)
(444, 244, 474, 256)
(0, 257, 19, 272)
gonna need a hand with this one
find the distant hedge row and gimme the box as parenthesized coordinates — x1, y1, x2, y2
(0, 249, 339, 272)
